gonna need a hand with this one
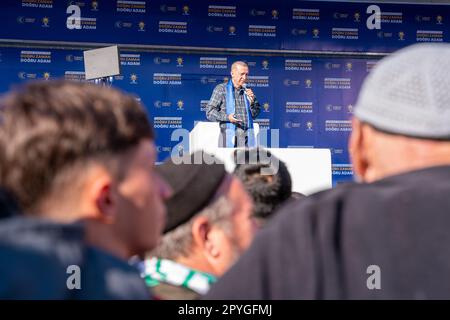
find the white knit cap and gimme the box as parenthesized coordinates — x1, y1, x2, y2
(355, 43, 450, 139)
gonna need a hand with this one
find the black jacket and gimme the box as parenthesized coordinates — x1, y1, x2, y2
(0, 217, 150, 299)
(0, 189, 19, 219)
(206, 166, 450, 299)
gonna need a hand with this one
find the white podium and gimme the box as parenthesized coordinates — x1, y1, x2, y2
(189, 121, 332, 195)
(189, 121, 260, 153)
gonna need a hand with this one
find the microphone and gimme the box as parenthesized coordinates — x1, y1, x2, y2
(240, 83, 247, 96)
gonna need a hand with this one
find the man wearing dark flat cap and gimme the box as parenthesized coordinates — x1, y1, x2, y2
(137, 151, 257, 300)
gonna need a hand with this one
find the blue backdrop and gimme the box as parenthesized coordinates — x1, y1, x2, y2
(1, 0, 449, 52)
(0, 0, 449, 185)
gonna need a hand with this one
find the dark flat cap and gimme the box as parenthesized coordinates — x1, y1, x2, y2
(156, 151, 227, 233)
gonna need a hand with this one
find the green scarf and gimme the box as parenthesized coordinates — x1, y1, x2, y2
(141, 257, 217, 295)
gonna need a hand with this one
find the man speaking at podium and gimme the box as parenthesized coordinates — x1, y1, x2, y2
(206, 61, 261, 147)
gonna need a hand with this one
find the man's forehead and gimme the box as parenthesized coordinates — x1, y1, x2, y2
(233, 65, 248, 73)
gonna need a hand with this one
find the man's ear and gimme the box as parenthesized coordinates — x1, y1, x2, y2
(95, 183, 116, 224)
(84, 169, 117, 224)
(191, 216, 220, 258)
(349, 118, 367, 182)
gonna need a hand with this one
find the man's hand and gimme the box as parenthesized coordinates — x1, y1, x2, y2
(228, 114, 243, 124)
(245, 88, 255, 104)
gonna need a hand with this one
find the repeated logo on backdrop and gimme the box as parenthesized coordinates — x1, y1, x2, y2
(199, 57, 227, 69)
(20, 50, 51, 63)
(116, 0, 146, 13)
(21, 0, 53, 9)
(208, 5, 236, 18)
(120, 53, 141, 66)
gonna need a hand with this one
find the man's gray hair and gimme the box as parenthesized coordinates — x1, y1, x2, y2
(231, 61, 248, 71)
(150, 196, 234, 260)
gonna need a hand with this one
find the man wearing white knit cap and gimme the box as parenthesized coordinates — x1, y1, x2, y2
(206, 43, 450, 299)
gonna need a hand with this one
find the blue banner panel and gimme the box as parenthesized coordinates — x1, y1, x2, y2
(1, 0, 449, 52)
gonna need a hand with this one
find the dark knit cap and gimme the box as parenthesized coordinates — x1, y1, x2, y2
(156, 151, 227, 233)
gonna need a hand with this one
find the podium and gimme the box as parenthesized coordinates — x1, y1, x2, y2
(189, 121, 332, 195)
(189, 121, 260, 153)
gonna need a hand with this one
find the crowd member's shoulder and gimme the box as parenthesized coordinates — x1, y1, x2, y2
(271, 168, 447, 232)
(267, 182, 358, 224)
(256, 180, 385, 248)
(151, 282, 200, 300)
(0, 217, 150, 299)
(0, 217, 85, 299)
(0, 216, 84, 259)
(79, 247, 151, 300)
(0, 189, 20, 219)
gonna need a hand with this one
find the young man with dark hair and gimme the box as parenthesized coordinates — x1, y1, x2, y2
(0, 80, 171, 299)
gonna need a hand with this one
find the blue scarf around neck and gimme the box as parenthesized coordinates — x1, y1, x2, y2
(225, 79, 256, 148)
